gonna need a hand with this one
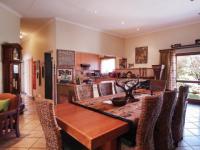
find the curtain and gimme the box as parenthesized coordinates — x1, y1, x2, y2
(160, 49, 176, 90)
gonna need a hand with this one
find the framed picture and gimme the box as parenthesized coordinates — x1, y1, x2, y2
(135, 46, 148, 64)
(57, 49, 75, 68)
(119, 58, 127, 69)
(57, 68, 73, 83)
(128, 63, 134, 68)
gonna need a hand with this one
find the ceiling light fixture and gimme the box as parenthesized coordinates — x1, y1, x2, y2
(20, 32, 27, 39)
(121, 21, 125, 25)
(94, 10, 98, 14)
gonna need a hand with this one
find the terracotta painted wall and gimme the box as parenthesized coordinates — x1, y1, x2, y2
(0, 4, 20, 92)
(75, 52, 100, 71)
(125, 22, 200, 68)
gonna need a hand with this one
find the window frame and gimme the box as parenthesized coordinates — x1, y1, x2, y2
(176, 52, 200, 103)
(100, 57, 116, 74)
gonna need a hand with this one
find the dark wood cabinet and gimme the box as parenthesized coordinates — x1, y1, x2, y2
(57, 84, 76, 104)
(2, 43, 22, 94)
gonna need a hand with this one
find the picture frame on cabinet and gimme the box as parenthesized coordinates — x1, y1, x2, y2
(57, 68, 74, 84)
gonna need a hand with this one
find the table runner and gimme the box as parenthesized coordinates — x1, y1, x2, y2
(72, 93, 151, 146)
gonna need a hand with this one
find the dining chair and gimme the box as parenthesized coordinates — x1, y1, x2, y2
(121, 94, 163, 150)
(154, 89, 177, 150)
(98, 82, 114, 96)
(172, 85, 189, 147)
(0, 93, 20, 138)
(75, 84, 94, 101)
(36, 99, 86, 150)
(150, 80, 166, 95)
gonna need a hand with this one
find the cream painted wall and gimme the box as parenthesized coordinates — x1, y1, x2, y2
(22, 19, 56, 98)
(0, 5, 20, 92)
(125, 22, 200, 68)
(55, 19, 125, 58)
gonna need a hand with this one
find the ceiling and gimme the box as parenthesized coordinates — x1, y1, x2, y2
(1, 0, 200, 38)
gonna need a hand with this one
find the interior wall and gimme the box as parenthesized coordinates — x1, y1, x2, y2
(55, 19, 125, 58)
(22, 19, 56, 98)
(125, 22, 200, 68)
(0, 4, 20, 92)
(22, 57, 32, 97)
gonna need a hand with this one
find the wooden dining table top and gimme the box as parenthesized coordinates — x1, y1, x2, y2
(55, 102, 129, 150)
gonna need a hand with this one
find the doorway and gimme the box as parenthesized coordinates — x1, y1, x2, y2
(44, 53, 53, 99)
(22, 55, 33, 97)
(176, 53, 200, 103)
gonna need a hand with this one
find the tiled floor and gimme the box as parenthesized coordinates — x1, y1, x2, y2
(177, 104, 200, 150)
(0, 96, 46, 150)
(0, 96, 200, 150)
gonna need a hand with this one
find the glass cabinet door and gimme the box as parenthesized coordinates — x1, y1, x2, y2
(11, 63, 20, 93)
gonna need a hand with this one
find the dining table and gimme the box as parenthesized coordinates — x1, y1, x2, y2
(55, 90, 153, 150)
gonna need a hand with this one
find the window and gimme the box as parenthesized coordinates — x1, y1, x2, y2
(176, 53, 200, 100)
(101, 58, 115, 74)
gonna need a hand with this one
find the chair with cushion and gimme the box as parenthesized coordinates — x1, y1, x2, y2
(150, 80, 166, 95)
(172, 86, 189, 147)
(154, 89, 177, 150)
(121, 94, 163, 150)
(0, 93, 20, 137)
(36, 99, 86, 150)
(98, 82, 114, 96)
(75, 84, 94, 101)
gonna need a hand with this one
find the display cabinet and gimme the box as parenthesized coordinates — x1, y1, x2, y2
(2, 43, 22, 94)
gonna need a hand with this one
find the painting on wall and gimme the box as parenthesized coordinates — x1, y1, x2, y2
(135, 46, 148, 64)
(57, 68, 73, 83)
(119, 58, 127, 69)
(57, 49, 75, 68)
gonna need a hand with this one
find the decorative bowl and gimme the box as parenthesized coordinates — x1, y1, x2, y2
(111, 97, 127, 106)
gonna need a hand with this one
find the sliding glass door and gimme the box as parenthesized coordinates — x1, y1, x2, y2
(176, 53, 200, 101)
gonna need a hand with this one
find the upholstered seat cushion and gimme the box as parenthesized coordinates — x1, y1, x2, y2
(0, 93, 18, 110)
(0, 99, 10, 112)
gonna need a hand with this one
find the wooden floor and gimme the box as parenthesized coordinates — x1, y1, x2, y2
(0, 95, 200, 150)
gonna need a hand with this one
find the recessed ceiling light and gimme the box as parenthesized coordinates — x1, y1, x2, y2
(20, 32, 27, 39)
(94, 10, 98, 14)
(121, 21, 125, 25)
